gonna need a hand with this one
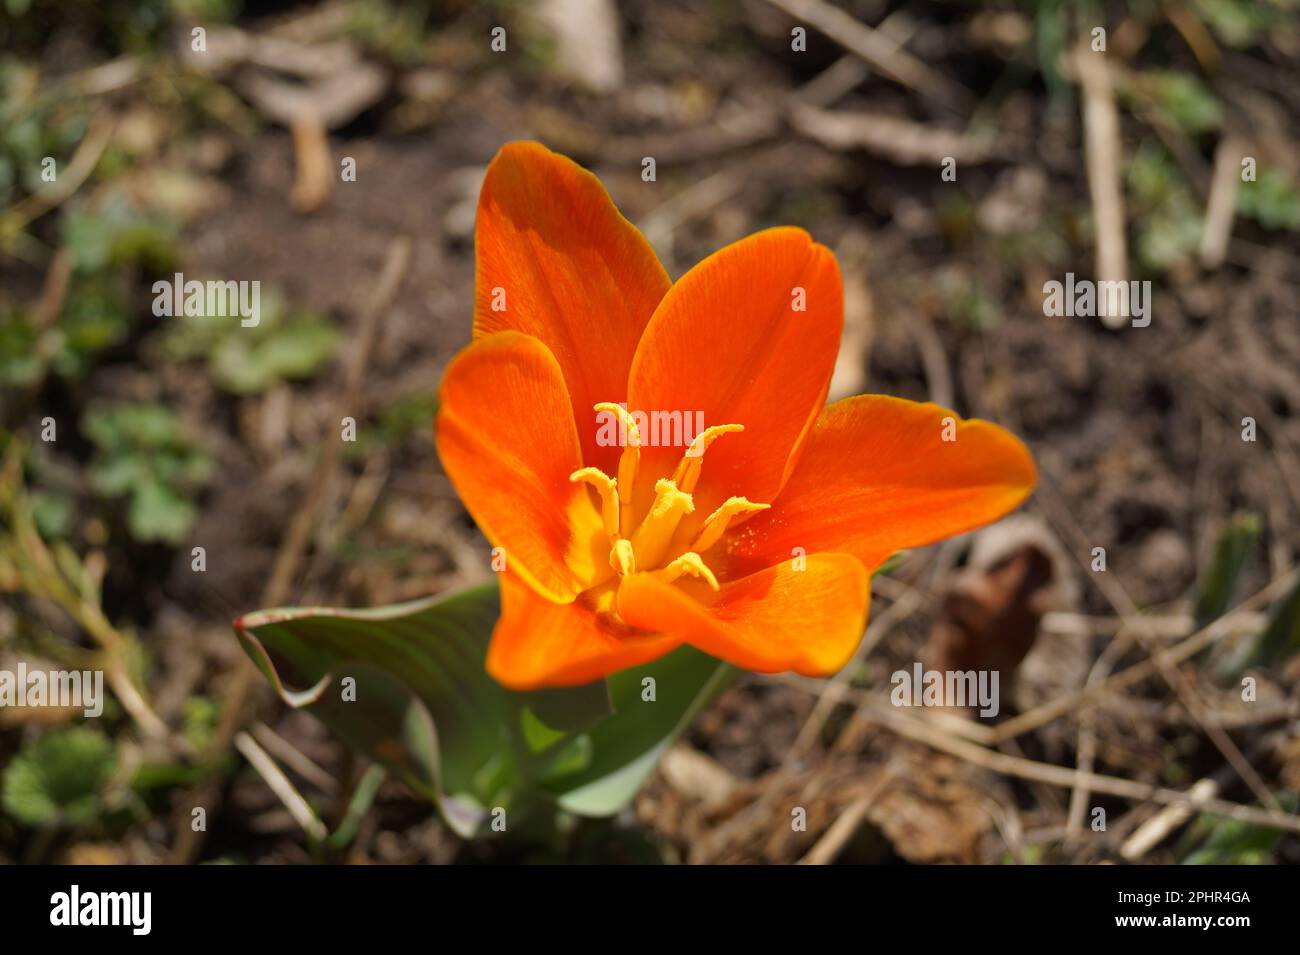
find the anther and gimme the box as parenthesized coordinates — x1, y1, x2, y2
(672, 424, 744, 493)
(691, 496, 771, 553)
(659, 552, 720, 591)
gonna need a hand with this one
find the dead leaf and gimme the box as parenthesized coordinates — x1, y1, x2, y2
(867, 749, 992, 863)
(926, 534, 1056, 708)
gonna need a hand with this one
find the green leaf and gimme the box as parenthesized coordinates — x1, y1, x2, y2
(1126, 143, 1203, 271)
(83, 401, 210, 543)
(237, 585, 563, 836)
(1193, 513, 1259, 629)
(164, 303, 341, 396)
(1237, 166, 1300, 231)
(546, 647, 733, 816)
(51, 279, 133, 380)
(89, 453, 147, 496)
(1146, 71, 1222, 136)
(234, 583, 730, 835)
(325, 764, 387, 850)
(29, 489, 73, 538)
(127, 478, 198, 544)
(62, 211, 115, 272)
(1178, 794, 1297, 864)
(1194, 0, 1289, 48)
(84, 401, 184, 447)
(0, 311, 45, 387)
(1219, 571, 1300, 681)
(182, 695, 220, 752)
(2, 727, 117, 828)
(61, 200, 178, 274)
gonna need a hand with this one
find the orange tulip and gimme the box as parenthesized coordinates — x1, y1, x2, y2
(436, 142, 1037, 690)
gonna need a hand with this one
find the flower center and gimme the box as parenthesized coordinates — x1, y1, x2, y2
(570, 404, 769, 592)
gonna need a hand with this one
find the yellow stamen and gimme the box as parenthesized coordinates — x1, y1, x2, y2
(659, 552, 720, 591)
(691, 496, 771, 553)
(569, 467, 620, 538)
(595, 402, 641, 531)
(630, 478, 694, 569)
(672, 424, 744, 493)
(610, 538, 636, 576)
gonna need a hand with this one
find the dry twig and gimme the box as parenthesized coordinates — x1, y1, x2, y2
(1072, 44, 1129, 330)
(1199, 137, 1245, 269)
(864, 703, 1300, 836)
(760, 0, 971, 110)
(234, 731, 328, 842)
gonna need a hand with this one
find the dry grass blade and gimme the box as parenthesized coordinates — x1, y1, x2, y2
(0, 444, 171, 743)
(1199, 137, 1245, 268)
(797, 774, 893, 864)
(790, 103, 1001, 166)
(1038, 483, 1283, 813)
(864, 703, 1300, 836)
(1072, 44, 1129, 330)
(760, 0, 971, 110)
(234, 731, 328, 843)
(1065, 629, 1131, 842)
(1, 111, 115, 236)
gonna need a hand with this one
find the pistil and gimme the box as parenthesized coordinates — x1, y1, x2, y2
(629, 478, 694, 570)
(609, 538, 636, 576)
(581, 406, 769, 590)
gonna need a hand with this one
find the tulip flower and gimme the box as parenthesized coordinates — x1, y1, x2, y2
(436, 142, 1036, 690)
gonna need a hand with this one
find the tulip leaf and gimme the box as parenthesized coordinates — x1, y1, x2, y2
(1177, 794, 1298, 865)
(1193, 513, 1259, 629)
(545, 647, 734, 816)
(234, 583, 729, 836)
(1218, 570, 1300, 681)
(325, 764, 387, 851)
(236, 590, 503, 836)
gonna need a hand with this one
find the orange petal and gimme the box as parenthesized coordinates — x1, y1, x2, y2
(616, 554, 869, 675)
(627, 227, 842, 517)
(720, 395, 1037, 578)
(436, 332, 606, 603)
(474, 141, 671, 474)
(487, 574, 681, 690)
